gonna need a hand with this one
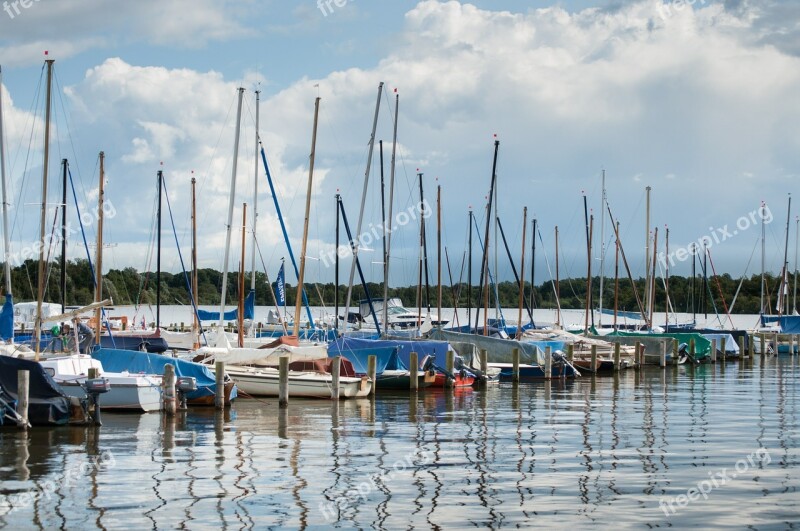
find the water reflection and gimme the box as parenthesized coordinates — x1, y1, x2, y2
(0, 358, 797, 529)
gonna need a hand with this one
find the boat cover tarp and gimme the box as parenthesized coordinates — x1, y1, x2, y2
(197, 290, 255, 322)
(702, 333, 740, 354)
(760, 315, 800, 334)
(328, 337, 451, 371)
(327, 340, 401, 374)
(0, 355, 71, 426)
(0, 294, 13, 341)
(608, 331, 711, 358)
(92, 347, 227, 402)
(427, 328, 545, 365)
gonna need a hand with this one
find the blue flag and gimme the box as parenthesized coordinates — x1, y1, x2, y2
(276, 263, 286, 306)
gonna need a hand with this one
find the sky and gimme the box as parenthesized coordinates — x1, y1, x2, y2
(0, 0, 798, 296)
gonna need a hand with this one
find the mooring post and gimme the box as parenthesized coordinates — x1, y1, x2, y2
(17, 370, 29, 429)
(215, 361, 225, 409)
(331, 356, 341, 399)
(367, 355, 377, 396)
(721, 336, 727, 362)
(567, 343, 574, 363)
(512, 347, 520, 384)
(711, 339, 717, 364)
(545, 346, 552, 380)
(738, 335, 746, 359)
(163, 364, 176, 416)
(614, 342, 621, 372)
(279, 356, 289, 407)
(480, 348, 488, 375)
(409, 351, 419, 391)
(445, 350, 455, 388)
(635, 341, 642, 368)
(590, 345, 598, 373)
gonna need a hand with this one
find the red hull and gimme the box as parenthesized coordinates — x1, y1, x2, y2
(430, 373, 475, 388)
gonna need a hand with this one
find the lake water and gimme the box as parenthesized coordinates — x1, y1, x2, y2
(0, 356, 797, 529)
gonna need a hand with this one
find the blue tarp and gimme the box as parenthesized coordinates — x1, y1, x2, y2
(328, 337, 451, 371)
(0, 294, 12, 341)
(521, 340, 567, 353)
(92, 347, 235, 403)
(326, 340, 401, 374)
(761, 315, 800, 334)
(197, 290, 255, 322)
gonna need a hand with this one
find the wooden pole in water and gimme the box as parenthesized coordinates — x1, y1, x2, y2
(445, 350, 455, 388)
(711, 339, 717, 364)
(545, 346, 552, 379)
(480, 348, 488, 375)
(17, 370, 29, 429)
(512, 347, 520, 384)
(567, 343, 574, 363)
(331, 356, 341, 399)
(215, 361, 225, 409)
(635, 341, 642, 368)
(367, 355, 377, 396)
(690, 338, 696, 361)
(591, 345, 598, 372)
(409, 351, 418, 391)
(738, 335, 745, 359)
(163, 364, 176, 416)
(279, 357, 289, 407)
(720, 336, 727, 362)
(614, 342, 621, 372)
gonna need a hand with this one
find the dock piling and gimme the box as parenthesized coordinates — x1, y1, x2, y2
(545, 346, 552, 380)
(614, 342, 621, 372)
(512, 347, 520, 384)
(331, 356, 341, 399)
(215, 361, 225, 410)
(17, 370, 29, 429)
(591, 345, 597, 373)
(367, 355, 377, 396)
(410, 351, 419, 391)
(711, 339, 717, 364)
(279, 357, 289, 407)
(567, 344, 574, 363)
(163, 364, 176, 416)
(445, 351, 455, 388)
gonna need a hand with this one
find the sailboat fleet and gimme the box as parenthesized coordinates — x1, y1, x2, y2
(1, 60, 798, 426)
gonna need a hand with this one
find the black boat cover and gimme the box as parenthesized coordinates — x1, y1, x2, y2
(0, 356, 71, 426)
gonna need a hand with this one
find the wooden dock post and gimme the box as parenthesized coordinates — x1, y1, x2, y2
(480, 348, 488, 375)
(445, 351, 455, 388)
(512, 347, 520, 384)
(17, 370, 29, 429)
(614, 342, 621, 372)
(634, 341, 642, 368)
(590, 345, 598, 373)
(738, 335, 746, 359)
(163, 364, 176, 416)
(331, 356, 341, 399)
(710, 339, 717, 364)
(721, 336, 727, 362)
(759, 333, 766, 356)
(749, 334, 755, 358)
(367, 355, 377, 396)
(279, 357, 289, 407)
(409, 352, 419, 391)
(545, 346, 552, 380)
(689, 339, 696, 361)
(567, 344, 574, 363)
(215, 361, 225, 410)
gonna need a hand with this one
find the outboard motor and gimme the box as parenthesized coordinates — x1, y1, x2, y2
(176, 376, 197, 410)
(83, 377, 110, 426)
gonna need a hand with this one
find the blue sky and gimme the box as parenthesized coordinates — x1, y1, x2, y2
(0, 0, 798, 293)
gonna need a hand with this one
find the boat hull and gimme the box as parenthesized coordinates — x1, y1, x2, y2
(225, 366, 372, 398)
(55, 378, 162, 412)
(491, 362, 579, 381)
(374, 371, 434, 390)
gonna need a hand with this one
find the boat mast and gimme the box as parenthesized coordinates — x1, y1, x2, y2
(644, 185, 651, 326)
(34, 59, 54, 360)
(381, 91, 398, 335)
(0, 65, 10, 298)
(343, 82, 383, 328)
(437, 184, 442, 325)
(239, 203, 247, 347)
(516, 207, 527, 339)
(614, 221, 620, 330)
(94, 152, 105, 343)
(780, 194, 791, 315)
(649, 227, 658, 329)
(583, 193, 591, 334)
(219, 87, 245, 328)
(467, 208, 472, 330)
(420, 172, 431, 315)
(335, 193, 340, 332)
(691, 243, 696, 324)
(379, 141, 386, 273)
(761, 201, 766, 315)
(60, 159, 67, 314)
(293, 97, 320, 336)
(475, 140, 499, 335)
(191, 176, 199, 349)
(598, 170, 606, 327)
(251, 91, 260, 294)
(156, 168, 162, 331)
(665, 226, 670, 330)
(555, 225, 560, 328)
(530, 218, 536, 312)
(416, 172, 423, 327)
(794, 216, 799, 315)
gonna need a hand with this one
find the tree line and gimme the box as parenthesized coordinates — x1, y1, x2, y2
(5, 257, 794, 316)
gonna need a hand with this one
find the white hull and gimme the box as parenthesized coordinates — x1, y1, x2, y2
(224, 366, 371, 398)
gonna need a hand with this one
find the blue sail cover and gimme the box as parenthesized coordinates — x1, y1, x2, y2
(328, 337, 451, 371)
(761, 315, 800, 334)
(600, 308, 645, 321)
(0, 293, 12, 340)
(92, 348, 234, 402)
(197, 289, 255, 322)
